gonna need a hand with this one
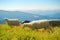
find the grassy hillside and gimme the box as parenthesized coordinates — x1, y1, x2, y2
(0, 24, 60, 40)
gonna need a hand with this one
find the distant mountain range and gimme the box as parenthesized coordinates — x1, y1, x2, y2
(0, 10, 60, 24)
(23, 10, 60, 19)
(24, 10, 60, 15)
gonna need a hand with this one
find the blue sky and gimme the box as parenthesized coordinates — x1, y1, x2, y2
(0, 0, 60, 11)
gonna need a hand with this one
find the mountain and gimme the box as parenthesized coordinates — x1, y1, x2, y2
(24, 10, 60, 15)
(23, 10, 60, 19)
(0, 10, 48, 24)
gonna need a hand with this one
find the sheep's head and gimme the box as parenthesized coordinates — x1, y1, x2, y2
(4, 18, 8, 22)
(22, 20, 30, 24)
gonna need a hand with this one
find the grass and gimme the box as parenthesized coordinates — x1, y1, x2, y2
(0, 24, 60, 40)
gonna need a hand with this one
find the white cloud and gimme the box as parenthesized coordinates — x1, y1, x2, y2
(0, 5, 60, 11)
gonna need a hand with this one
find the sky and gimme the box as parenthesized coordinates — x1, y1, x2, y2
(0, 0, 60, 11)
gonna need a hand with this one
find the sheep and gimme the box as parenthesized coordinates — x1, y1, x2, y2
(4, 18, 20, 26)
(22, 20, 30, 24)
(23, 20, 53, 32)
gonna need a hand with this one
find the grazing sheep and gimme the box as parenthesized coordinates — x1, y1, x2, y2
(4, 18, 20, 26)
(22, 20, 30, 24)
(23, 20, 52, 32)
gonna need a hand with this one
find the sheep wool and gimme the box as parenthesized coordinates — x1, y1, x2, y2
(4, 18, 20, 26)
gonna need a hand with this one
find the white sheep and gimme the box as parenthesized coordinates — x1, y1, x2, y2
(4, 18, 20, 26)
(23, 20, 53, 32)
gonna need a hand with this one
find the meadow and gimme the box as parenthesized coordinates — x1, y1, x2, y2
(0, 24, 60, 40)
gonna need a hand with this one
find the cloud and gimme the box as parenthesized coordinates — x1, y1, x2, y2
(0, 5, 60, 11)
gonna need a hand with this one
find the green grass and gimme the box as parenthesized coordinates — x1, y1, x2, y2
(0, 24, 60, 40)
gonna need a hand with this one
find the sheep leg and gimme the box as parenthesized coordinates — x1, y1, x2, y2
(35, 29, 39, 32)
(41, 27, 47, 32)
(44, 27, 47, 30)
(47, 27, 53, 33)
